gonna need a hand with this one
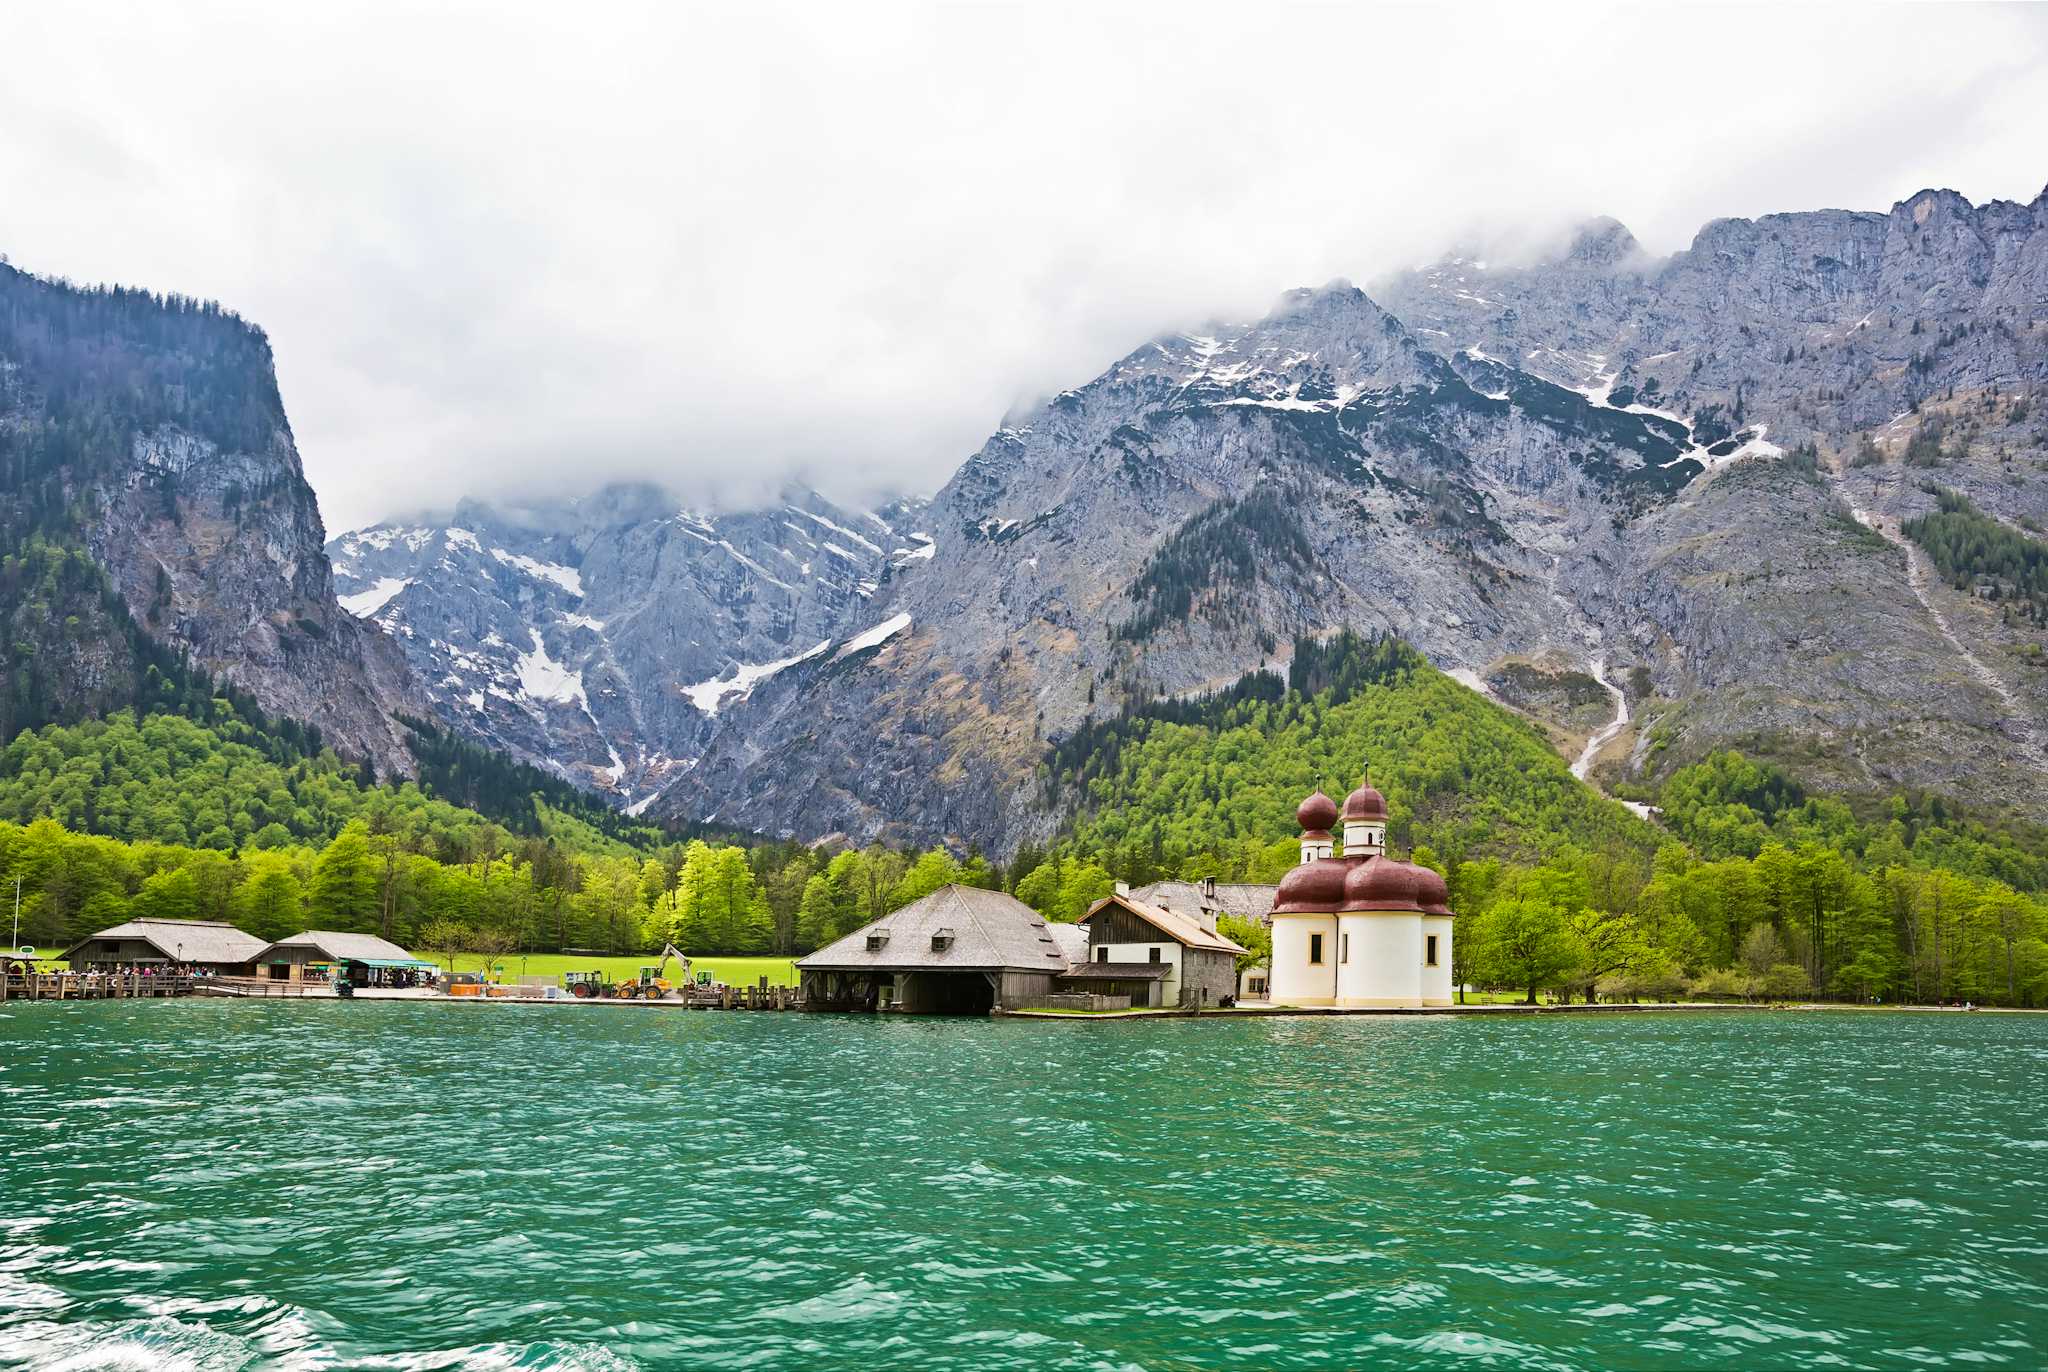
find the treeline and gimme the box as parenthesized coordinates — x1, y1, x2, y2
(1904, 486, 2048, 621)
(0, 812, 1005, 962)
(1450, 840, 2044, 1007)
(0, 711, 657, 860)
(1114, 486, 1314, 644)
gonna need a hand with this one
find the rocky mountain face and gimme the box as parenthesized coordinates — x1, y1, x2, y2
(0, 263, 428, 776)
(327, 485, 930, 806)
(640, 185, 2048, 852)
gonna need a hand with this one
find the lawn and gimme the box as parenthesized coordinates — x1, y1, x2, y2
(435, 951, 799, 989)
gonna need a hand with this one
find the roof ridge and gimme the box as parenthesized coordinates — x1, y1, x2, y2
(945, 883, 1004, 959)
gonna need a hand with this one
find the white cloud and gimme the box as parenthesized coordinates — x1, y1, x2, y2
(2, 2, 2044, 530)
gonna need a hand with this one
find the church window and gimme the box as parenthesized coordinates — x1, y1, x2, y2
(1341, 933, 1351, 963)
(1425, 935, 1440, 967)
(1309, 933, 1324, 965)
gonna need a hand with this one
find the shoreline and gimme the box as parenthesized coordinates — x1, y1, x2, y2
(93, 987, 2040, 1019)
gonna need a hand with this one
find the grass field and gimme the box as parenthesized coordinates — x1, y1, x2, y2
(438, 952, 799, 989)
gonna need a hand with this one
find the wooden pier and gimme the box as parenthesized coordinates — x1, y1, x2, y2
(2, 970, 196, 1001)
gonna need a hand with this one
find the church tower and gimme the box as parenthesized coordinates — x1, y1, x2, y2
(1296, 791, 1337, 863)
(1341, 771, 1387, 858)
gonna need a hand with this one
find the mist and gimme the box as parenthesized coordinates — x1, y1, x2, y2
(3, 2, 2044, 531)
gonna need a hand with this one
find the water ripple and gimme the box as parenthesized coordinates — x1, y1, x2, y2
(2, 1004, 2045, 1368)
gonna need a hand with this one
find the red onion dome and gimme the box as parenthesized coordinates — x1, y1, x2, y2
(1272, 858, 1349, 915)
(1296, 789, 1339, 835)
(1414, 865, 1453, 916)
(1341, 855, 1424, 912)
(1342, 778, 1388, 822)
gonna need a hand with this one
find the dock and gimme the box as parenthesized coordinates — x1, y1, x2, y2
(2, 970, 197, 1001)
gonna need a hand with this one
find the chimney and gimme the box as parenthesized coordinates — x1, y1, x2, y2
(1201, 875, 1217, 900)
(1114, 880, 1130, 897)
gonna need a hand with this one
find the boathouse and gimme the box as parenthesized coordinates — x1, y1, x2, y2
(798, 885, 1087, 1014)
(1067, 890, 1248, 1008)
(61, 918, 266, 975)
(254, 931, 436, 986)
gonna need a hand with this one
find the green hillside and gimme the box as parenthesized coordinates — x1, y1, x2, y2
(1043, 632, 1658, 883)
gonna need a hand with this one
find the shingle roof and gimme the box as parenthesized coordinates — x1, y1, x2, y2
(259, 931, 419, 963)
(61, 918, 268, 965)
(798, 885, 1075, 973)
(1082, 893, 1251, 956)
(1130, 880, 1279, 922)
(1059, 961, 1171, 981)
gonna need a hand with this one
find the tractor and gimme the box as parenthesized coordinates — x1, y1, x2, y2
(564, 970, 608, 998)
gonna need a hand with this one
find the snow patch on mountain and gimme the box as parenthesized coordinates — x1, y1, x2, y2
(490, 547, 584, 597)
(515, 630, 586, 707)
(832, 612, 912, 661)
(339, 577, 410, 619)
(682, 639, 832, 716)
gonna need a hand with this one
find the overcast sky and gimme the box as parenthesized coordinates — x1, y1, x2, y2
(4, 3, 2045, 532)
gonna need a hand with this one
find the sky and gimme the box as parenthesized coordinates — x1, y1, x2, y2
(3, 3, 2046, 533)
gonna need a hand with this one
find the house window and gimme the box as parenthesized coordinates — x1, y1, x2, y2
(1426, 935, 1440, 967)
(1341, 933, 1351, 964)
(1249, 976, 1267, 995)
(1096, 946, 1108, 963)
(1309, 933, 1325, 965)
(1148, 947, 1161, 964)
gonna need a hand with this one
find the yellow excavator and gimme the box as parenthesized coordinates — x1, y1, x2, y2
(614, 943, 689, 1000)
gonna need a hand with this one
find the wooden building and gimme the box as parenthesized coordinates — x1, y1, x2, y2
(1130, 878, 1279, 999)
(254, 931, 435, 986)
(1073, 890, 1249, 1008)
(798, 885, 1087, 1014)
(61, 918, 266, 975)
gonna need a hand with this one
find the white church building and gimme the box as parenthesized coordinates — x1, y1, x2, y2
(1267, 776, 1455, 1008)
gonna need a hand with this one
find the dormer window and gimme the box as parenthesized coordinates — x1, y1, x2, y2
(930, 927, 955, 951)
(866, 929, 891, 951)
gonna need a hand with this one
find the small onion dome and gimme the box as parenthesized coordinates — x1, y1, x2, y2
(1296, 789, 1339, 834)
(1272, 857, 1349, 915)
(1341, 855, 1424, 912)
(1414, 865, 1453, 916)
(1342, 778, 1388, 822)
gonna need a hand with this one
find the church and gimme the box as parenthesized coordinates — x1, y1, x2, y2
(1266, 776, 1456, 1008)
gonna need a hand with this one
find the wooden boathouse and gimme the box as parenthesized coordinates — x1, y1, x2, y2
(798, 884, 1088, 1014)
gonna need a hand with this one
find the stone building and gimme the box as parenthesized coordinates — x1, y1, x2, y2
(1267, 776, 1455, 1007)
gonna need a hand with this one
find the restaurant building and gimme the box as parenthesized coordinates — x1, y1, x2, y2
(61, 918, 266, 975)
(254, 931, 437, 987)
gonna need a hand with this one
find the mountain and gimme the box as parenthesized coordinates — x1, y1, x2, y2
(0, 262, 428, 776)
(326, 484, 931, 806)
(642, 185, 2048, 853)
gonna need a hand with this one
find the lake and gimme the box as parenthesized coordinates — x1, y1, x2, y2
(2, 1002, 2043, 1368)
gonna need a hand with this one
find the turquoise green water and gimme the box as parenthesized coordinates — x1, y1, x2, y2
(2, 1004, 2044, 1369)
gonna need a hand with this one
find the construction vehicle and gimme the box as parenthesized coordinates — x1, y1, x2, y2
(614, 943, 689, 1001)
